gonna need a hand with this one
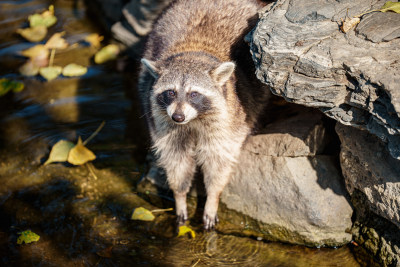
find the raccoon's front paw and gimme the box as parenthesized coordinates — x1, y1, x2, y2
(176, 211, 188, 226)
(203, 213, 219, 230)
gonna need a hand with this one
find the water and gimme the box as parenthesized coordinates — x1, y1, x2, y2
(0, 0, 364, 266)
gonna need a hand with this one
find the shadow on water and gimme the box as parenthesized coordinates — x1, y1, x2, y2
(0, 0, 365, 266)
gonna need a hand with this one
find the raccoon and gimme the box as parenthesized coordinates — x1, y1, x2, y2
(138, 0, 270, 229)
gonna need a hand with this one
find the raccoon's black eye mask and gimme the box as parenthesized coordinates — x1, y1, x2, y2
(156, 90, 176, 109)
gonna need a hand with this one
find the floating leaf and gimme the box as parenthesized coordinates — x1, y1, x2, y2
(17, 230, 40, 244)
(85, 33, 104, 48)
(340, 17, 361, 33)
(131, 207, 155, 221)
(0, 79, 24, 96)
(67, 137, 96, 165)
(45, 32, 68, 49)
(16, 25, 47, 42)
(94, 44, 120, 64)
(44, 140, 75, 165)
(380, 1, 400, 13)
(21, 44, 49, 60)
(29, 5, 57, 28)
(177, 225, 196, 239)
(39, 66, 62, 81)
(19, 60, 40, 76)
(62, 63, 88, 77)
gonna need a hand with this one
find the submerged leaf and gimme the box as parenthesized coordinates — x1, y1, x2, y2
(94, 44, 120, 64)
(0, 79, 24, 96)
(44, 140, 75, 165)
(177, 225, 196, 239)
(45, 32, 69, 49)
(29, 5, 57, 28)
(39, 66, 62, 81)
(131, 207, 155, 221)
(16, 25, 47, 42)
(17, 230, 40, 244)
(62, 63, 88, 77)
(67, 137, 96, 165)
(19, 60, 40, 76)
(85, 33, 104, 48)
(380, 1, 400, 13)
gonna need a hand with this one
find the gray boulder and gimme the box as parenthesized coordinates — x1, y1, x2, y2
(250, 0, 400, 160)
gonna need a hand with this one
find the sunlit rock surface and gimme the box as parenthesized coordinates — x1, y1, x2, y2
(250, 0, 400, 264)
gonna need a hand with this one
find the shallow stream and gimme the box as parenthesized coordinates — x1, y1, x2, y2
(0, 1, 366, 266)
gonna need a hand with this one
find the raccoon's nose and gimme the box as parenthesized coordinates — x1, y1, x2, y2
(172, 112, 185, 123)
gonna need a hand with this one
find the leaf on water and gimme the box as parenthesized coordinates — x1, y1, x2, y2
(19, 60, 40, 76)
(21, 45, 49, 59)
(62, 63, 88, 77)
(29, 5, 57, 28)
(94, 44, 120, 64)
(16, 25, 47, 42)
(44, 140, 75, 165)
(17, 230, 40, 245)
(177, 225, 196, 239)
(340, 17, 361, 33)
(39, 66, 62, 81)
(380, 1, 400, 13)
(85, 33, 104, 48)
(131, 207, 155, 221)
(0, 79, 24, 96)
(45, 32, 69, 49)
(67, 137, 96, 165)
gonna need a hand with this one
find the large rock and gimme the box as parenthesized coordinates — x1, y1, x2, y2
(249, 0, 400, 264)
(143, 107, 353, 247)
(250, 0, 400, 160)
(336, 124, 400, 229)
(336, 123, 400, 266)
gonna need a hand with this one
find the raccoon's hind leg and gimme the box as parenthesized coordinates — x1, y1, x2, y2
(163, 155, 196, 225)
(202, 158, 235, 230)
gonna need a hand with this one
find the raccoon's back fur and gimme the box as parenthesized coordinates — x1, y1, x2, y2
(138, 0, 270, 229)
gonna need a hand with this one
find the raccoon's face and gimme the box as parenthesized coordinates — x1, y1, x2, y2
(142, 58, 235, 125)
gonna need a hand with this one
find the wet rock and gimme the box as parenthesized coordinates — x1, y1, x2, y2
(336, 124, 400, 229)
(250, 0, 400, 160)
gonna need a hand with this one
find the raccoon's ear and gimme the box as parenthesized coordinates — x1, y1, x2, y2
(141, 58, 159, 79)
(210, 62, 235, 86)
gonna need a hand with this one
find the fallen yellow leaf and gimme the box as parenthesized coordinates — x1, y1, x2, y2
(131, 207, 155, 221)
(85, 33, 104, 48)
(29, 5, 57, 28)
(45, 32, 69, 49)
(16, 25, 47, 42)
(67, 137, 96, 165)
(177, 225, 196, 239)
(62, 63, 88, 77)
(340, 17, 361, 33)
(44, 140, 75, 165)
(17, 230, 40, 245)
(380, 1, 400, 13)
(0, 79, 24, 96)
(39, 66, 62, 81)
(94, 44, 120, 64)
(19, 60, 40, 76)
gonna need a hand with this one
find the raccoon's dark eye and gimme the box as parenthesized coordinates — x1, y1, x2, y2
(167, 90, 176, 97)
(190, 92, 198, 98)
